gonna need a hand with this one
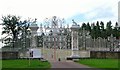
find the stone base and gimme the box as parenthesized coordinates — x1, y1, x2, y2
(66, 55, 80, 60)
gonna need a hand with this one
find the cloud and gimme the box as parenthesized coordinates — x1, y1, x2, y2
(84, 7, 114, 20)
(67, 5, 117, 26)
(66, 0, 119, 26)
(0, 0, 82, 19)
(0, 0, 119, 20)
(0, 0, 119, 28)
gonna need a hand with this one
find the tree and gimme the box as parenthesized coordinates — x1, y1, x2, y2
(106, 21, 113, 36)
(113, 22, 120, 39)
(100, 21, 104, 30)
(81, 23, 87, 30)
(100, 21, 107, 38)
(96, 21, 101, 38)
(91, 25, 97, 39)
(86, 22, 91, 32)
(2, 37, 12, 48)
(1, 15, 30, 48)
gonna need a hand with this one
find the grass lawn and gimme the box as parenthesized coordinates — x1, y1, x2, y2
(77, 59, 119, 69)
(1, 59, 51, 70)
(0, 59, 2, 69)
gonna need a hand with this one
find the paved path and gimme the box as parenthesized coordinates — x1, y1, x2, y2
(48, 60, 102, 70)
(49, 60, 91, 68)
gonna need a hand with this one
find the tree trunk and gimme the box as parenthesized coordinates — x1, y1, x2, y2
(12, 34, 17, 48)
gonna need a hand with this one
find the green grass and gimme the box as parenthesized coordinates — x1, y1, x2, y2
(77, 59, 119, 69)
(1, 59, 51, 70)
(0, 59, 2, 70)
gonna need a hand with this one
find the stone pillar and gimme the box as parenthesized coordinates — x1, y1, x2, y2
(31, 34, 36, 48)
(69, 20, 80, 58)
(71, 31, 74, 50)
(29, 22, 39, 48)
(71, 31, 79, 56)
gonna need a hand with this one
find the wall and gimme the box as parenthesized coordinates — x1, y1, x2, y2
(90, 51, 120, 59)
(1, 51, 19, 59)
(42, 48, 90, 61)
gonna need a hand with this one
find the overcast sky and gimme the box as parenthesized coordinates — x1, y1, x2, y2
(0, 0, 120, 48)
(0, 0, 119, 23)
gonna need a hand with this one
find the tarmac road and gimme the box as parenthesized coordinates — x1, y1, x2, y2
(49, 60, 103, 70)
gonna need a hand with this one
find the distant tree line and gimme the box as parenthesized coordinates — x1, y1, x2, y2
(80, 21, 120, 39)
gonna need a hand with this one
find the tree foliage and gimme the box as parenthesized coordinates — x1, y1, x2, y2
(1, 15, 30, 48)
(79, 21, 120, 39)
